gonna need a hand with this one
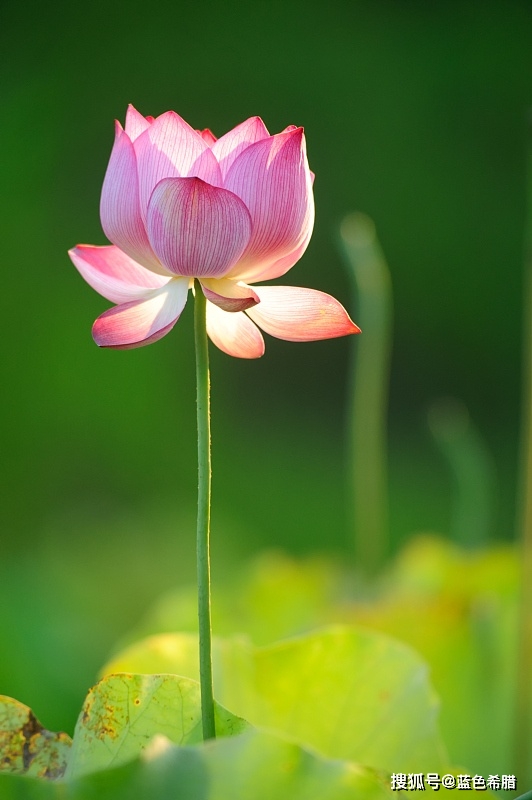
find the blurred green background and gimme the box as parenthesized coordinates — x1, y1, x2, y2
(1, 0, 532, 755)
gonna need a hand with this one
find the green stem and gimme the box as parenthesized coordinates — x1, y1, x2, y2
(194, 280, 216, 740)
(427, 398, 495, 548)
(339, 212, 392, 575)
(514, 113, 532, 783)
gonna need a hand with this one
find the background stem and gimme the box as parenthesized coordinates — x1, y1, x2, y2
(427, 397, 495, 548)
(339, 212, 393, 575)
(194, 280, 216, 740)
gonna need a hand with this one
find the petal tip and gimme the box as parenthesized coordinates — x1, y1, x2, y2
(285, 125, 304, 141)
(197, 128, 217, 145)
(345, 317, 361, 335)
(247, 286, 359, 342)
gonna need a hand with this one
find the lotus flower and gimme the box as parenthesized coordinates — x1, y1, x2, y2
(69, 105, 359, 357)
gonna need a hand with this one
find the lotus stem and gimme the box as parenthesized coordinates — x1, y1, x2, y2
(514, 113, 532, 783)
(194, 280, 216, 740)
(339, 212, 392, 575)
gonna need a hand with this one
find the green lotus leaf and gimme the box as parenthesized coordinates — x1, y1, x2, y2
(0, 696, 71, 781)
(0, 728, 393, 800)
(102, 625, 447, 773)
(122, 539, 519, 774)
(65, 672, 247, 779)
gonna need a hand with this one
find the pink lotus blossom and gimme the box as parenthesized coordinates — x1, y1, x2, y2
(69, 105, 360, 357)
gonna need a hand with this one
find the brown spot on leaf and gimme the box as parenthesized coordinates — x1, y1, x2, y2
(21, 710, 43, 769)
(0, 696, 72, 780)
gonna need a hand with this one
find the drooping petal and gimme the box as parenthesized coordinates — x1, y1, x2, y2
(197, 128, 217, 146)
(211, 117, 270, 180)
(246, 286, 360, 341)
(147, 178, 252, 278)
(69, 245, 170, 304)
(124, 104, 152, 141)
(200, 278, 259, 312)
(134, 111, 223, 217)
(100, 122, 168, 276)
(92, 278, 189, 349)
(206, 302, 264, 358)
(225, 128, 314, 283)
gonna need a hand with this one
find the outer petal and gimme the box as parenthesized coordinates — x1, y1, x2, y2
(69, 245, 170, 303)
(134, 111, 223, 218)
(147, 178, 252, 278)
(211, 117, 270, 180)
(100, 122, 168, 276)
(124, 104, 152, 141)
(92, 278, 189, 349)
(246, 286, 360, 341)
(206, 302, 264, 358)
(200, 278, 259, 312)
(225, 128, 314, 283)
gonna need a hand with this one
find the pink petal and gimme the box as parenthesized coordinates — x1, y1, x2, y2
(197, 128, 217, 146)
(200, 278, 259, 312)
(92, 278, 189, 349)
(238, 224, 313, 284)
(124, 104, 152, 141)
(100, 123, 168, 276)
(147, 178, 252, 278)
(134, 111, 223, 217)
(246, 286, 360, 341)
(211, 117, 270, 180)
(69, 245, 170, 304)
(206, 303, 264, 358)
(224, 128, 314, 283)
